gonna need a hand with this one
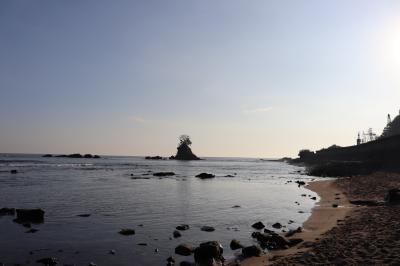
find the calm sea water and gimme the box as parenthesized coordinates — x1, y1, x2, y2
(0, 154, 319, 266)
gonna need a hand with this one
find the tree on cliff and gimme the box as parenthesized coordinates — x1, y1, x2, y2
(179, 135, 192, 147)
(174, 135, 200, 160)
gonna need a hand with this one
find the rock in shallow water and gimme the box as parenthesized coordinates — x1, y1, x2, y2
(173, 230, 182, 238)
(252, 221, 265, 230)
(0, 207, 15, 216)
(200, 226, 215, 232)
(196, 173, 215, 179)
(118, 229, 135, 235)
(194, 241, 224, 266)
(14, 209, 45, 224)
(230, 239, 243, 250)
(175, 244, 194, 256)
(176, 224, 190, 231)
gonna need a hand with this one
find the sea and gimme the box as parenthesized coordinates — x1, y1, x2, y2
(0, 154, 320, 266)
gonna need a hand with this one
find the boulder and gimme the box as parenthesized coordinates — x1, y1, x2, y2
(175, 244, 194, 256)
(194, 241, 224, 266)
(42, 154, 53, 157)
(201, 226, 215, 232)
(230, 239, 243, 250)
(173, 230, 182, 238)
(14, 209, 45, 224)
(196, 173, 215, 179)
(176, 224, 190, 231)
(10, 170, 18, 174)
(385, 188, 400, 204)
(242, 245, 262, 258)
(0, 208, 15, 216)
(251, 221, 265, 230)
(272, 223, 282, 229)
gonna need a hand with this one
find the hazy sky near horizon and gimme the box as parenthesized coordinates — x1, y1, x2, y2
(1, 0, 400, 158)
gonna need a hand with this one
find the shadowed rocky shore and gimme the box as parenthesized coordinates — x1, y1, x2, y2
(272, 173, 400, 265)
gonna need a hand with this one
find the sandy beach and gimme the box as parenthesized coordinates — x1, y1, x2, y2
(242, 172, 400, 265)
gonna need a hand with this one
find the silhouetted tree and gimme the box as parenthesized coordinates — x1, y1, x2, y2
(179, 135, 192, 147)
(298, 149, 315, 160)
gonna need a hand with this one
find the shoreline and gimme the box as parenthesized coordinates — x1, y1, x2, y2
(241, 179, 352, 265)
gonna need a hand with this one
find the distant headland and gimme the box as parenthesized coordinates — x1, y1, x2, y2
(292, 109, 400, 176)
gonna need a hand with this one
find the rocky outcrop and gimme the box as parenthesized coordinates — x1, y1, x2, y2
(175, 143, 200, 160)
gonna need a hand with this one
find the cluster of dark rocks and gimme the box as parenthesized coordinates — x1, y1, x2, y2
(43, 154, 101, 159)
(0, 208, 44, 233)
(173, 241, 224, 266)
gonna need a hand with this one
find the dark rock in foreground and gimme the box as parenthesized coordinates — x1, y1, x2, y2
(196, 173, 215, 179)
(10, 170, 18, 174)
(0, 208, 15, 216)
(252, 221, 265, 230)
(175, 244, 194, 256)
(194, 241, 224, 265)
(118, 229, 135, 236)
(230, 239, 243, 250)
(242, 245, 262, 258)
(14, 209, 45, 224)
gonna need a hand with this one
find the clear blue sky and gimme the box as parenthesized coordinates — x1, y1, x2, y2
(1, 0, 400, 157)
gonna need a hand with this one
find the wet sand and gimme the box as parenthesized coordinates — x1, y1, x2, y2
(241, 179, 352, 266)
(242, 172, 400, 266)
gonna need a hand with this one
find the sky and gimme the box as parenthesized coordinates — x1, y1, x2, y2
(1, 0, 400, 158)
